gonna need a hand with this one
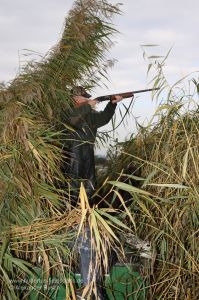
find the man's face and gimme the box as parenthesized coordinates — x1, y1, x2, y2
(73, 95, 89, 106)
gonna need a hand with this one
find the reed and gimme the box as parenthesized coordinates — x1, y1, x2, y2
(0, 1, 121, 299)
(103, 56, 199, 299)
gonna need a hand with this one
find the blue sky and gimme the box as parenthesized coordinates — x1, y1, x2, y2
(0, 0, 199, 153)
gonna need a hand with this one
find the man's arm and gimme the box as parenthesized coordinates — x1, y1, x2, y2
(90, 96, 123, 128)
(90, 101, 117, 128)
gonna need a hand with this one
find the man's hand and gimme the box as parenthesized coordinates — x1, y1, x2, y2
(111, 95, 123, 104)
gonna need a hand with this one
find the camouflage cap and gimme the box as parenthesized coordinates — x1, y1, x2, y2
(71, 86, 91, 98)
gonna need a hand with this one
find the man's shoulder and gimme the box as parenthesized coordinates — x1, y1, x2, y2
(91, 109, 100, 115)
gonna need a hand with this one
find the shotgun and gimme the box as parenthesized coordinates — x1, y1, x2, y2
(94, 87, 159, 102)
(74, 87, 159, 107)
